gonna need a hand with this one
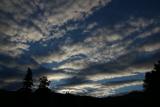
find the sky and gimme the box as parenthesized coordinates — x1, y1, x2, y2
(0, 0, 160, 97)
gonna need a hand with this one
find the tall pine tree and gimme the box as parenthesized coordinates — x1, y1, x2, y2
(23, 67, 33, 91)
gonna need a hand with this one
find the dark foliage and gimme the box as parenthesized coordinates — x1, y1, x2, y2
(144, 60, 160, 95)
(35, 76, 51, 96)
(38, 76, 50, 89)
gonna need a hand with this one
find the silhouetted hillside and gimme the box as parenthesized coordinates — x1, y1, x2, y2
(0, 90, 159, 107)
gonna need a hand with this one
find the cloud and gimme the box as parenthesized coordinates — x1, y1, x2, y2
(0, 0, 112, 58)
(47, 73, 72, 81)
(31, 15, 160, 97)
(138, 42, 160, 52)
(0, 0, 160, 97)
(31, 15, 159, 97)
(57, 81, 143, 97)
(86, 72, 145, 82)
(0, 42, 29, 57)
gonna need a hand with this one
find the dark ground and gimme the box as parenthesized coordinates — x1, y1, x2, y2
(0, 89, 159, 107)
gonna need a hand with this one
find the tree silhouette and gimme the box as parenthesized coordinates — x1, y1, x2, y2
(38, 76, 50, 89)
(144, 60, 160, 94)
(35, 76, 51, 96)
(22, 67, 33, 91)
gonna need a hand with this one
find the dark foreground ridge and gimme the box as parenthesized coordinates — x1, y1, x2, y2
(0, 90, 157, 107)
(0, 60, 160, 107)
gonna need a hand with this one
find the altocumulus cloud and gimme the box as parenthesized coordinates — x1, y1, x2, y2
(0, 0, 160, 97)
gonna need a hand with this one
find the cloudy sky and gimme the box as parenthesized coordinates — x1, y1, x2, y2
(0, 0, 160, 97)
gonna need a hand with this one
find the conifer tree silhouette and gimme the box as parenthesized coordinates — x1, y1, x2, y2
(144, 60, 160, 94)
(22, 67, 33, 91)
